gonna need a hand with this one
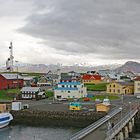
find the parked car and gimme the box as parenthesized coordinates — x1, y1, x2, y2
(73, 98, 79, 102)
(57, 98, 68, 101)
(83, 97, 90, 101)
(95, 98, 102, 103)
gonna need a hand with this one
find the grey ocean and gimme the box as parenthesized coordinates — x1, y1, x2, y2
(0, 125, 79, 140)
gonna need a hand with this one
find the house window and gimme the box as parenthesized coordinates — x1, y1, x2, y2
(74, 85, 77, 88)
(138, 88, 140, 91)
(113, 85, 115, 87)
(109, 89, 111, 92)
(62, 85, 65, 88)
(138, 83, 140, 86)
(68, 91, 70, 93)
(81, 91, 83, 93)
(70, 85, 72, 88)
(113, 89, 115, 93)
(118, 90, 120, 93)
(110, 85, 111, 87)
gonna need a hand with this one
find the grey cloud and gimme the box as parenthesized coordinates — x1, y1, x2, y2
(18, 0, 140, 60)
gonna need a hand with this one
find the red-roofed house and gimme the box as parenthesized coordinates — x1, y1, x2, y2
(0, 74, 24, 90)
(81, 74, 102, 84)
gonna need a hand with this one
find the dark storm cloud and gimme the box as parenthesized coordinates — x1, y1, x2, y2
(18, 0, 140, 60)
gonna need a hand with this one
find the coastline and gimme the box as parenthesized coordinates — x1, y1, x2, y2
(10, 110, 106, 128)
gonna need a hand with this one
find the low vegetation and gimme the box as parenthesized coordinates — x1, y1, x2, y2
(0, 88, 20, 100)
(91, 94, 120, 101)
(85, 83, 108, 91)
(45, 91, 54, 98)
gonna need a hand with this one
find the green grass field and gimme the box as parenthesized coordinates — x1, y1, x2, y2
(0, 89, 20, 100)
(45, 91, 54, 97)
(85, 83, 108, 91)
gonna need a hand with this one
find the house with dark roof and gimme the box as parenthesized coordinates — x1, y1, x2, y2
(0, 74, 23, 89)
(20, 87, 46, 100)
(106, 81, 134, 95)
(60, 73, 81, 82)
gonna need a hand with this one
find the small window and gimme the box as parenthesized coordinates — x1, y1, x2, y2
(62, 85, 65, 88)
(74, 85, 77, 88)
(110, 85, 111, 87)
(113, 85, 115, 87)
(68, 91, 70, 93)
(109, 89, 111, 92)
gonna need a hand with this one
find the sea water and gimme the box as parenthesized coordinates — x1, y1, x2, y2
(0, 125, 79, 140)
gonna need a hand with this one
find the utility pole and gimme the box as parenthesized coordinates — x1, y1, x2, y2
(15, 61, 19, 88)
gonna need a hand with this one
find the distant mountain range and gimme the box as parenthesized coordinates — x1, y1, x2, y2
(1, 61, 140, 73)
(116, 61, 140, 73)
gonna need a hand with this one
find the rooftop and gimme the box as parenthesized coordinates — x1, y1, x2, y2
(55, 87, 78, 90)
(21, 87, 40, 92)
(1, 73, 23, 80)
(58, 82, 81, 85)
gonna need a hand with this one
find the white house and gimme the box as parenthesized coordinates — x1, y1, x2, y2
(20, 87, 46, 100)
(54, 82, 87, 99)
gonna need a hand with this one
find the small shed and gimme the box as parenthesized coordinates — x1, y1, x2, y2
(37, 92, 46, 99)
(12, 102, 22, 111)
(0, 104, 7, 112)
(96, 103, 111, 112)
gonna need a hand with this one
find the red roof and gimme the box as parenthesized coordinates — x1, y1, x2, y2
(134, 76, 140, 81)
(82, 74, 101, 80)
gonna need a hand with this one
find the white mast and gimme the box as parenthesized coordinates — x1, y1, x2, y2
(6, 42, 14, 72)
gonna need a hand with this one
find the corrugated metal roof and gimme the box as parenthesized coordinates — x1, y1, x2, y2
(1, 74, 23, 80)
(21, 87, 40, 92)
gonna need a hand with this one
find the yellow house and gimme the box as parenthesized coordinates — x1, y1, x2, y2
(106, 82, 134, 95)
(134, 77, 140, 96)
(96, 103, 111, 112)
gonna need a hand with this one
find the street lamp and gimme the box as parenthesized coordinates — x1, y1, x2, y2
(15, 60, 19, 88)
(129, 102, 131, 116)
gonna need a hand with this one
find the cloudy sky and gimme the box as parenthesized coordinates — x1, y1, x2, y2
(1, 0, 140, 66)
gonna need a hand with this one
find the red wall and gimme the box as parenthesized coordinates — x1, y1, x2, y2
(0, 75, 24, 90)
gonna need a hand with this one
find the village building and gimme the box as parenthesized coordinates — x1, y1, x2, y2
(81, 74, 102, 84)
(0, 74, 23, 90)
(38, 73, 60, 86)
(54, 82, 87, 99)
(106, 82, 134, 95)
(60, 73, 81, 82)
(20, 87, 46, 100)
(134, 76, 140, 97)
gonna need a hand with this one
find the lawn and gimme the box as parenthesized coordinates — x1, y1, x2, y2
(0, 89, 20, 100)
(91, 94, 120, 101)
(85, 83, 108, 91)
(45, 90, 54, 98)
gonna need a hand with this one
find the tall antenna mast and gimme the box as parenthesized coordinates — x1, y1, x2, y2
(6, 42, 14, 72)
